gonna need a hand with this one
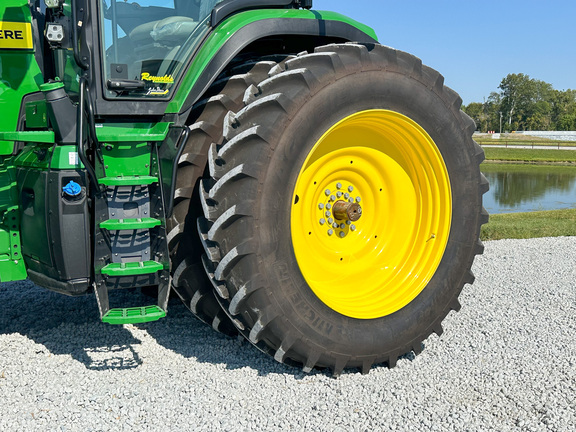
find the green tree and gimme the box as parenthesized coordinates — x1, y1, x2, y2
(498, 73, 553, 131)
(550, 89, 576, 130)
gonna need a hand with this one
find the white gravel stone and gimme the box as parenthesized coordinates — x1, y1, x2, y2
(0, 237, 575, 431)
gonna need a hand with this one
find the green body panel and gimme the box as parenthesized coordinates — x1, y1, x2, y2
(25, 100, 48, 129)
(0, 131, 55, 144)
(50, 145, 84, 169)
(0, 161, 26, 282)
(13, 143, 82, 171)
(0, 0, 44, 155)
(167, 9, 378, 114)
(13, 143, 52, 169)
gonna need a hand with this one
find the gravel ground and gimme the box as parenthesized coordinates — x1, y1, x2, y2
(0, 237, 575, 431)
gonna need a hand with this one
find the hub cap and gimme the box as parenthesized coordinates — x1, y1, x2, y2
(291, 110, 452, 319)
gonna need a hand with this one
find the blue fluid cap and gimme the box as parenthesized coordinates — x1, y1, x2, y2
(63, 180, 82, 197)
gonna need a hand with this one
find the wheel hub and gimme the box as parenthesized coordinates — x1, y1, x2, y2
(317, 182, 362, 237)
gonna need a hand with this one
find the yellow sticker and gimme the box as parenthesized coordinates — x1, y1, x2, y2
(0, 22, 33, 50)
(141, 73, 174, 84)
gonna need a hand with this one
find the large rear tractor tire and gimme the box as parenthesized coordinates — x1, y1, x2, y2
(168, 56, 292, 336)
(199, 43, 488, 375)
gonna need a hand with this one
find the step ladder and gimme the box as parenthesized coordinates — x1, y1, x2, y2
(94, 174, 170, 325)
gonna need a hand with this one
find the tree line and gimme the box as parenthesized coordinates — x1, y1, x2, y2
(462, 73, 576, 133)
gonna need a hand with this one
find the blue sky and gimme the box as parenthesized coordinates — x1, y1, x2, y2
(314, 0, 576, 105)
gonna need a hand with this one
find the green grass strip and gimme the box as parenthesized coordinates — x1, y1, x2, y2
(483, 147, 576, 163)
(481, 209, 576, 240)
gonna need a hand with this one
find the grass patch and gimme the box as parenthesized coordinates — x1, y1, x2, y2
(481, 208, 576, 240)
(483, 147, 576, 163)
(481, 162, 576, 175)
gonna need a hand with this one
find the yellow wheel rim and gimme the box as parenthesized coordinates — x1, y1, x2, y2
(291, 110, 452, 319)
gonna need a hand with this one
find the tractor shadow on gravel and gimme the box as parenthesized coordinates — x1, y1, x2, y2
(0, 280, 144, 371)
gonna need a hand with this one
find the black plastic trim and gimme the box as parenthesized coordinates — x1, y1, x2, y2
(211, 0, 298, 27)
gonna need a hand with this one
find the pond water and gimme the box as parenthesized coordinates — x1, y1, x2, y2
(481, 164, 576, 214)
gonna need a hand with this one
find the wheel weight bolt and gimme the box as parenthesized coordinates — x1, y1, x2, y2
(332, 200, 362, 222)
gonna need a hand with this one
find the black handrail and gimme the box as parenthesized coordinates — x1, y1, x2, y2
(71, 0, 89, 70)
(77, 77, 100, 192)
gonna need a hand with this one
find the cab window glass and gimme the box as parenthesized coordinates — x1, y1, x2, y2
(100, 0, 222, 98)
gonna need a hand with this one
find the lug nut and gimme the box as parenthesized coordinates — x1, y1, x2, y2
(350, 224, 356, 231)
(348, 186, 354, 192)
(318, 203, 324, 210)
(319, 218, 326, 225)
(328, 229, 334, 236)
(330, 195, 336, 201)
(325, 189, 331, 196)
(356, 196, 361, 203)
(336, 182, 342, 189)
(326, 203, 331, 209)
(340, 223, 346, 229)
(337, 191, 343, 198)
(328, 218, 334, 224)
(344, 193, 350, 199)
(325, 211, 331, 217)
(339, 231, 346, 238)
(333, 222, 339, 228)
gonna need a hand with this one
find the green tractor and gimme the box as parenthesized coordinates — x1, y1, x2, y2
(0, 0, 488, 375)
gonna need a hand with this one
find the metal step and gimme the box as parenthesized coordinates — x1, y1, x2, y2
(101, 260, 164, 277)
(102, 305, 166, 325)
(100, 217, 161, 230)
(99, 175, 158, 186)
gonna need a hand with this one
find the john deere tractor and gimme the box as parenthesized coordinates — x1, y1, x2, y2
(0, 0, 488, 375)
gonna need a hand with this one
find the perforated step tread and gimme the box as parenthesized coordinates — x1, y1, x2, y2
(102, 305, 166, 324)
(100, 217, 161, 230)
(101, 260, 163, 276)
